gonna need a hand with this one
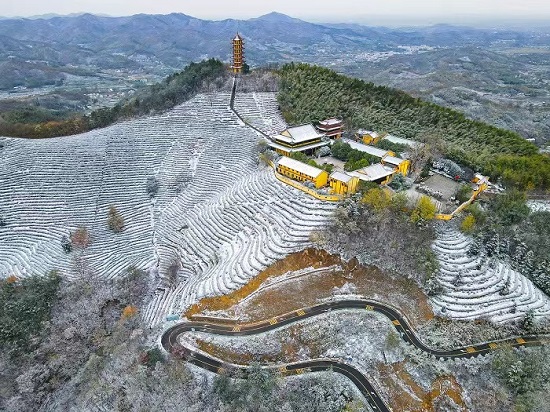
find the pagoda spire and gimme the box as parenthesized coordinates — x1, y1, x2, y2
(231, 33, 245, 74)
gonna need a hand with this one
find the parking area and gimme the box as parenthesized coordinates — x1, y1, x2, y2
(421, 173, 461, 200)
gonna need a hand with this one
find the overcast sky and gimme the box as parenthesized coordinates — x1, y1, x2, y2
(2, 0, 550, 26)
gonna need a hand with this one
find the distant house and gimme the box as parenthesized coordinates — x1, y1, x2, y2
(349, 163, 396, 185)
(268, 124, 329, 156)
(355, 129, 381, 145)
(329, 171, 359, 195)
(317, 118, 344, 139)
(276, 156, 328, 188)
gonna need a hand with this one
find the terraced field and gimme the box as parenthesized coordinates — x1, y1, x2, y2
(431, 225, 550, 323)
(233, 92, 287, 135)
(0, 92, 335, 326)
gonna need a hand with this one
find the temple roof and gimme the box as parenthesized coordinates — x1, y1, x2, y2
(277, 156, 325, 178)
(330, 171, 355, 184)
(349, 164, 395, 182)
(272, 124, 325, 145)
(342, 138, 390, 159)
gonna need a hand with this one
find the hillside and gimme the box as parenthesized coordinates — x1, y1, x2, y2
(340, 46, 550, 143)
(2, 12, 550, 147)
(277, 63, 550, 189)
(0, 58, 228, 138)
(0, 12, 547, 90)
(0, 90, 333, 327)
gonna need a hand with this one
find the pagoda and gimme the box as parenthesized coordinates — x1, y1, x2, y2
(317, 118, 344, 139)
(231, 33, 245, 74)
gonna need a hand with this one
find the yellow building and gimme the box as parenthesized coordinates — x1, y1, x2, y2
(349, 163, 396, 185)
(329, 172, 360, 195)
(382, 156, 411, 176)
(276, 156, 328, 188)
(317, 118, 344, 139)
(268, 124, 329, 157)
(355, 129, 382, 145)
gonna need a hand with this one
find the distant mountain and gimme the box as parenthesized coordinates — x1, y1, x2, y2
(0, 12, 547, 90)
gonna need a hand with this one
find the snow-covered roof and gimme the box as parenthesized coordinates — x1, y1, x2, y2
(474, 173, 489, 185)
(277, 156, 325, 178)
(330, 171, 355, 184)
(349, 164, 395, 182)
(267, 140, 329, 153)
(383, 156, 407, 166)
(272, 124, 324, 145)
(319, 118, 342, 126)
(342, 139, 389, 159)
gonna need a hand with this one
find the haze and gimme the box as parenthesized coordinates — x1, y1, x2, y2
(2, 0, 550, 26)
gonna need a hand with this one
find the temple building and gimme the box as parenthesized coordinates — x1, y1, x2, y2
(268, 124, 329, 156)
(317, 118, 344, 139)
(349, 163, 397, 185)
(276, 156, 328, 188)
(231, 34, 245, 74)
(381, 155, 411, 176)
(355, 130, 382, 145)
(329, 172, 359, 195)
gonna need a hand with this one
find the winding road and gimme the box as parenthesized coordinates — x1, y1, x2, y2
(161, 299, 548, 411)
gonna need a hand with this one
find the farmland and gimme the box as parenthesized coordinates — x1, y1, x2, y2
(0, 91, 334, 327)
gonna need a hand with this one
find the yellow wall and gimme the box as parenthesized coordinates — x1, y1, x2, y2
(359, 133, 381, 145)
(277, 164, 328, 189)
(274, 173, 341, 201)
(382, 158, 410, 176)
(275, 148, 291, 157)
(398, 160, 411, 176)
(329, 176, 359, 195)
(315, 171, 328, 188)
(329, 179, 345, 195)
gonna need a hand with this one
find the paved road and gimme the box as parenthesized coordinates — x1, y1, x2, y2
(161, 299, 548, 412)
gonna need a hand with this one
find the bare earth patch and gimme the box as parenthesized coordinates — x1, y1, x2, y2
(377, 362, 468, 412)
(186, 248, 433, 327)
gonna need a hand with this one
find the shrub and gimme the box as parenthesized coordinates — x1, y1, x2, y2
(70, 226, 90, 249)
(146, 176, 160, 198)
(455, 183, 473, 203)
(362, 188, 391, 212)
(108, 205, 125, 233)
(411, 195, 437, 223)
(141, 347, 165, 368)
(460, 214, 476, 234)
(61, 235, 72, 253)
(121, 305, 138, 320)
(317, 146, 332, 157)
(389, 173, 412, 191)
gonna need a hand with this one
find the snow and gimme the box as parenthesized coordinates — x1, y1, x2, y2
(233, 92, 288, 135)
(185, 309, 403, 367)
(430, 225, 550, 323)
(0, 92, 335, 326)
(527, 200, 550, 213)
